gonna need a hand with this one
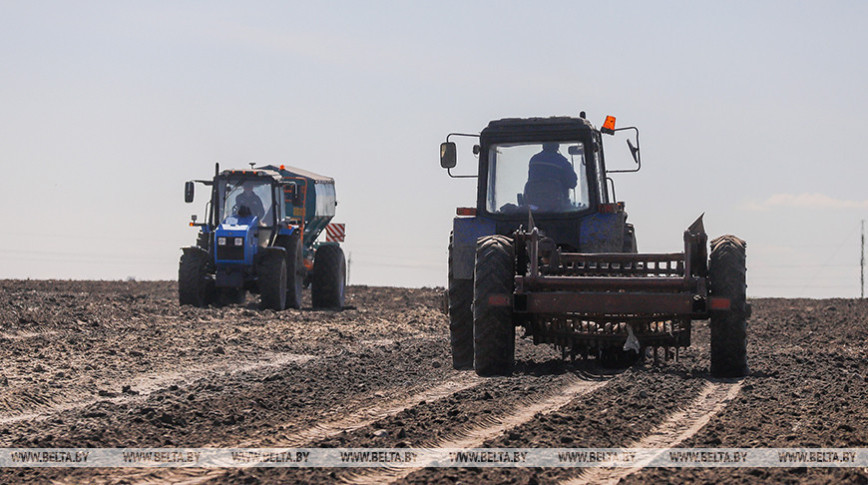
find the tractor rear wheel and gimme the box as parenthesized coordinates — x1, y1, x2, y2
(708, 235, 749, 377)
(312, 244, 346, 309)
(179, 249, 214, 307)
(448, 234, 473, 370)
(473, 235, 515, 376)
(259, 251, 288, 311)
(285, 233, 304, 309)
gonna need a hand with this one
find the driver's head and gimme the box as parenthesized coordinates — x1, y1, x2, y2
(243, 183, 254, 192)
(542, 142, 559, 152)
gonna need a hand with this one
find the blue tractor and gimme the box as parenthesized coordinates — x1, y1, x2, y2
(441, 113, 748, 377)
(179, 164, 346, 310)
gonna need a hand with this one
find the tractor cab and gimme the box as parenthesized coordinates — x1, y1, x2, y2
(212, 171, 286, 253)
(441, 115, 624, 223)
(441, 115, 639, 275)
(477, 117, 609, 221)
(483, 140, 593, 215)
(218, 177, 274, 226)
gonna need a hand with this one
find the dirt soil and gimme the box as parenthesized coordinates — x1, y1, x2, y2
(1, 280, 867, 484)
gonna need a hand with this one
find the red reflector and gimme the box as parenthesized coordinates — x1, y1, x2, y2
(709, 297, 731, 310)
(456, 207, 477, 216)
(598, 202, 624, 214)
(487, 294, 511, 307)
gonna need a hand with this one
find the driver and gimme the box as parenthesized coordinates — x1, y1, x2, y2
(525, 142, 578, 210)
(235, 183, 265, 221)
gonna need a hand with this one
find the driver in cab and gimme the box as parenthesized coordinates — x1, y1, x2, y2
(235, 183, 266, 221)
(524, 142, 577, 211)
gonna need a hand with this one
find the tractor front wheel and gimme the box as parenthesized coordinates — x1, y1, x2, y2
(312, 244, 346, 309)
(259, 250, 288, 311)
(178, 249, 214, 307)
(473, 235, 515, 377)
(708, 235, 749, 377)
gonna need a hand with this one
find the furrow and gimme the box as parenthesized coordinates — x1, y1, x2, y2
(114, 374, 485, 485)
(562, 379, 743, 485)
(343, 376, 610, 485)
(0, 353, 316, 426)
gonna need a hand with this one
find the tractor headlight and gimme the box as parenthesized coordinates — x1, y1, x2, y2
(217, 237, 227, 246)
(234, 237, 244, 246)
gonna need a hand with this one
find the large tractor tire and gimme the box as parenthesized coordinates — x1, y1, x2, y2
(259, 250, 288, 311)
(708, 235, 749, 377)
(473, 235, 516, 376)
(448, 234, 473, 370)
(312, 244, 346, 309)
(178, 249, 214, 307)
(284, 233, 304, 309)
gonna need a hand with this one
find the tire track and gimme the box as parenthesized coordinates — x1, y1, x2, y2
(562, 379, 743, 485)
(0, 330, 59, 340)
(343, 376, 610, 485)
(86, 373, 485, 485)
(268, 374, 486, 448)
(0, 352, 316, 426)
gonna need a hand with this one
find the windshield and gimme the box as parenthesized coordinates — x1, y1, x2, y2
(217, 178, 274, 224)
(486, 141, 590, 214)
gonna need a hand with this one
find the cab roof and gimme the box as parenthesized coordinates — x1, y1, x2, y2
(218, 168, 283, 182)
(259, 164, 334, 185)
(482, 116, 597, 141)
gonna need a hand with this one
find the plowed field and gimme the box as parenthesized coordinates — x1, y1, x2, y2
(1, 280, 867, 484)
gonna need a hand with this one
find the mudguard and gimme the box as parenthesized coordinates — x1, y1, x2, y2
(255, 246, 287, 264)
(181, 245, 210, 261)
(452, 217, 496, 279)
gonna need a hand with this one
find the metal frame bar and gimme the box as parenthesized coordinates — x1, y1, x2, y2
(520, 291, 697, 316)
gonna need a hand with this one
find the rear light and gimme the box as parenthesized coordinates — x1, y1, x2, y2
(598, 202, 624, 214)
(456, 207, 477, 216)
(487, 294, 511, 307)
(709, 297, 732, 311)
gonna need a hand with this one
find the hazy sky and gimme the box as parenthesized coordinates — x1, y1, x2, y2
(2, 1, 867, 297)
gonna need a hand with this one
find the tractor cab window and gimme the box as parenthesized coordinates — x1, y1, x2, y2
(486, 141, 590, 214)
(218, 179, 274, 225)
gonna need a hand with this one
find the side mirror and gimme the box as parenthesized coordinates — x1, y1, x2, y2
(627, 138, 640, 165)
(184, 181, 194, 203)
(440, 142, 457, 169)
